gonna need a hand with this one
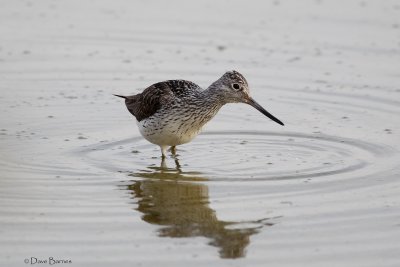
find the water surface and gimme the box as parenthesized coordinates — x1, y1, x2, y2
(1, 0, 400, 266)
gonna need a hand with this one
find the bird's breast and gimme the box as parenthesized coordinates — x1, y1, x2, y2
(136, 105, 219, 146)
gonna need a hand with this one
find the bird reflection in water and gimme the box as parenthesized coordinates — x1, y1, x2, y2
(126, 157, 275, 259)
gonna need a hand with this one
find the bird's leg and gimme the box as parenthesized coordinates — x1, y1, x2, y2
(170, 146, 177, 156)
(160, 145, 168, 159)
(174, 157, 182, 172)
(160, 157, 167, 169)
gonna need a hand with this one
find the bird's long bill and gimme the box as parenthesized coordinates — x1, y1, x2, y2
(247, 97, 284, 126)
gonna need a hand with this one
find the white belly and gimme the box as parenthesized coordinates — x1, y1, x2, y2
(137, 117, 202, 146)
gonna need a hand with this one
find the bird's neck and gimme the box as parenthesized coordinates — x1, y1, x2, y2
(201, 81, 226, 107)
(201, 81, 226, 110)
(183, 83, 225, 126)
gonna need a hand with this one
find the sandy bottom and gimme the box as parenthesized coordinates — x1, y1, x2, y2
(1, 0, 400, 266)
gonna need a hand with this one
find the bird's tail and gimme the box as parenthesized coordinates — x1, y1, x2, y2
(113, 94, 127, 99)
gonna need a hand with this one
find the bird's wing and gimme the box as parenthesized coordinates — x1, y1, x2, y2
(124, 80, 202, 122)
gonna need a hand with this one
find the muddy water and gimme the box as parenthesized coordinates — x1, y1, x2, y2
(1, 0, 400, 266)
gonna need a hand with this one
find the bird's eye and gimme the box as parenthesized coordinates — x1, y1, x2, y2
(232, 83, 240, 90)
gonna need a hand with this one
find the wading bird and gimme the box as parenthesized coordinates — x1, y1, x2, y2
(114, 71, 284, 158)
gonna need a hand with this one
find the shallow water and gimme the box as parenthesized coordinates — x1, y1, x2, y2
(1, 0, 400, 266)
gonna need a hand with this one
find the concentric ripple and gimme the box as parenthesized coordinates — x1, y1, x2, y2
(2, 1, 400, 266)
(81, 130, 393, 182)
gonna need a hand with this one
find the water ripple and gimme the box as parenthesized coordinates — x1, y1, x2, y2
(81, 131, 393, 182)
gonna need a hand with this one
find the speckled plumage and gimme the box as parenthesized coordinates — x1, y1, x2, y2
(115, 70, 284, 157)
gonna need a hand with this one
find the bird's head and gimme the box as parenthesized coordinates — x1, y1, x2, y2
(212, 70, 284, 126)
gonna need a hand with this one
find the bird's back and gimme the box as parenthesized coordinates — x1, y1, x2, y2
(121, 80, 202, 122)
